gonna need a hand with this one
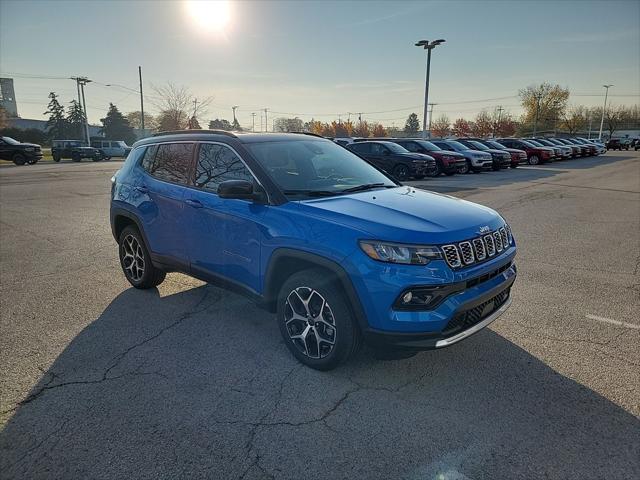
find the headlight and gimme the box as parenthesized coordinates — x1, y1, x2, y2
(359, 241, 442, 265)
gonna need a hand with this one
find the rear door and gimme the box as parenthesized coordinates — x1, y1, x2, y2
(368, 142, 391, 171)
(0, 139, 10, 160)
(183, 142, 265, 293)
(136, 142, 194, 265)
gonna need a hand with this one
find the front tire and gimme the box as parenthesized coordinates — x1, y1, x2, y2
(428, 162, 442, 177)
(72, 152, 81, 162)
(457, 160, 471, 174)
(277, 269, 361, 370)
(12, 153, 26, 166)
(118, 225, 166, 289)
(392, 164, 410, 181)
(528, 155, 540, 165)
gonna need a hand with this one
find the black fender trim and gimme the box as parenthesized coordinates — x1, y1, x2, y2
(262, 248, 369, 331)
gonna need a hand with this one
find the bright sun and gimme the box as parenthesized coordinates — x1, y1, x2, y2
(186, 0, 231, 32)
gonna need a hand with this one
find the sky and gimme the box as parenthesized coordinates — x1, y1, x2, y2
(1, 0, 639, 130)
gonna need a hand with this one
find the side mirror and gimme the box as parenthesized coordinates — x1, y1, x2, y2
(218, 179, 266, 203)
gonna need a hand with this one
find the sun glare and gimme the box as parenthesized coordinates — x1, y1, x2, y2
(186, 0, 231, 33)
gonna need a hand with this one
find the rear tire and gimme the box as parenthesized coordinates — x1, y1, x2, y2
(72, 152, 81, 162)
(277, 268, 361, 370)
(53, 153, 61, 162)
(118, 225, 166, 289)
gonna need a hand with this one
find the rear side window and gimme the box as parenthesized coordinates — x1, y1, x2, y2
(370, 143, 387, 155)
(141, 143, 194, 184)
(195, 143, 253, 193)
(401, 142, 419, 152)
(349, 143, 370, 154)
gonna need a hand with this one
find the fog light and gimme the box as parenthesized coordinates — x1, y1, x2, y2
(402, 292, 413, 303)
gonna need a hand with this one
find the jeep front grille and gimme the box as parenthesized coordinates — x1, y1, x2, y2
(441, 225, 513, 269)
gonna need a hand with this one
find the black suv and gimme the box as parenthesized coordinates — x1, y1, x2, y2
(387, 138, 467, 176)
(456, 139, 511, 170)
(347, 140, 436, 180)
(51, 140, 104, 162)
(0, 136, 43, 165)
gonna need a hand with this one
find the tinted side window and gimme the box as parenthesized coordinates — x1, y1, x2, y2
(350, 143, 370, 154)
(142, 143, 194, 184)
(370, 143, 386, 155)
(195, 143, 253, 192)
(401, 142, 419, 152)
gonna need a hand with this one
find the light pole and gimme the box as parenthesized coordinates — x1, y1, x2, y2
(415, 39, 445, 139)
(598, 84, 613, 140)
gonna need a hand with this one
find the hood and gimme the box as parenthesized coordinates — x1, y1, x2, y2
(397, 152, 434, 162)
(484, 148, 510, 157)
(297, 186, 504, 244)
(463, 149, 492, 158)
(503, 147, 526, 154)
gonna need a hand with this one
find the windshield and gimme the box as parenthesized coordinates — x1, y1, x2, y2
(536, 139, 552, 146)
(444, 140, 468, 151)
(416, 140, 441, 152)
(520, 140, 536, 147)
(527, 140, 544, 147)
(486, 140, 506, 150)
(468, 140, 489, 151)
(1, 136, 20, 145)
(245, 139, 397, 198)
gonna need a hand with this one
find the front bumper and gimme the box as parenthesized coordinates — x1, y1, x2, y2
(364, 265, 516, 350)
(442, 159, 466, 173)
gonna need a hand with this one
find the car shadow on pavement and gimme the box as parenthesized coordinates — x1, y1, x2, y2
(1, 284, 639, 479)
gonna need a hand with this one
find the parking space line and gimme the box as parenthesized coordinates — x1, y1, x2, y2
(585, 314, 640, 330)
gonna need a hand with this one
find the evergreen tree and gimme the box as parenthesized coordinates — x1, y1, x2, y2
(66, 100, 86, 140)
(187, 115, 201, 129)
(43, 92, 67, 139)
(101, 103, 136, 144)
(404, 113, 420, 134)
(209, 119, 233, 131)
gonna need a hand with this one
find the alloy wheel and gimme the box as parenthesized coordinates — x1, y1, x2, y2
(121, 234, 145, 282)
(284, 287, 336, 359)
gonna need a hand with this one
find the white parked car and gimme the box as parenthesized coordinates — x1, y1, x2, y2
(582, 138, 606, 155)
(91, 140, 132, 159)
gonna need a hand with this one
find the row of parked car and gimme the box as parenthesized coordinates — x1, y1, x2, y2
(0, 137, 132, 165)
(333, 136, 610, 180)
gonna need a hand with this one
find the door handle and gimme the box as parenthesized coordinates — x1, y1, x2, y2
(134, 185, 148, 193)
(185, 199, 203, 208)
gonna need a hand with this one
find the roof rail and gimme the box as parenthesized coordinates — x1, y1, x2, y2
(152, 129, 238, 138)
(294, 131, 325, 138)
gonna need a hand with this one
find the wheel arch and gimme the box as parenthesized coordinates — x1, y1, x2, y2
(262, 248, 368, 331)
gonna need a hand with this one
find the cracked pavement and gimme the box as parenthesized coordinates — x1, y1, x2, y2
(1, 152, 639, 479)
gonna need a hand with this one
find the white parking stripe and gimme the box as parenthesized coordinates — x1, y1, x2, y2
(585, 314, 640, 330)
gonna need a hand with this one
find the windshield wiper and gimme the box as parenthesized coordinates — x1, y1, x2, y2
(340, 183, 391, 193)
(282, 189, 340, 197)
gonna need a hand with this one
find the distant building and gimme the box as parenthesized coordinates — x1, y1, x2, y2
(0, 78, 18, 117)
(7, 117, 103, 136)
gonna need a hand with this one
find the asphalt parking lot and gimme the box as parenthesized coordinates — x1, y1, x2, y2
(0, 151, 638, 479)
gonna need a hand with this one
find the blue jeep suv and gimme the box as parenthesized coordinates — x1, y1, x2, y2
(111, 130, 517, 370)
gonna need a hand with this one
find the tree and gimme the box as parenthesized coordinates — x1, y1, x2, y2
(305, 120, 324, 135)
(562, 105, 587, 135)
(43, 92, 67, 140)
(66, 100, 86, 140)
(187, 115, 201, 129)
(208, 118, 233, 131)
(353, 120, 371, 138)
(332, 121, 349, 137)
(372, 123, 387, 137)
(604, 105, 626, 139)
(404, 113, 420, 134)
(100, 103, 136, 144)
(450, 118, 470, 137)
(274, 117, 303, 133)
(126, 111, 157, 131)
(152, 83, 212, 131)
(430, 115, 450, 138)
(519, 82, 570, 133)
(0, 127, 47, 146)
(471, 111, 493, 138)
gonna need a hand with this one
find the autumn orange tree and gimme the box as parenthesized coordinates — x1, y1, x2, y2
(353, 120, 371, 138)
(430, 115, 450, 138)
(372, 123, 387, 137)
(451, 118, 471, 137)
(471, 111, 493, 137)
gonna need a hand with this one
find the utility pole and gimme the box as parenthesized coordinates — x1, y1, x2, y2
(415, 39, 446, 140)
(428, 103, 437, 136)
(598, 84, 613, 140)
(251, 112, 256, 132)
(264, 108, 268, 132)
(588, 113, 593, 139)
(533, 93, 542, 136)
(495, 106, 504, 137)
(138, 66, 145, 134)
(232, 105, 238, 124)
(73, 77, 92, 145)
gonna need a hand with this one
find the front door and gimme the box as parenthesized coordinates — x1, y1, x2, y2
(184, 142, 265, 293)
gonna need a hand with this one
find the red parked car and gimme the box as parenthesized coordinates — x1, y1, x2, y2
(388, 138, 467, 176)
(496, 138, 554, 165)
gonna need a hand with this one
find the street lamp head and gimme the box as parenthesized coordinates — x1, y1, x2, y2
(603, 84, 613, 88)
(415, 40, 428, 47)
(433, 39, 446, 45)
